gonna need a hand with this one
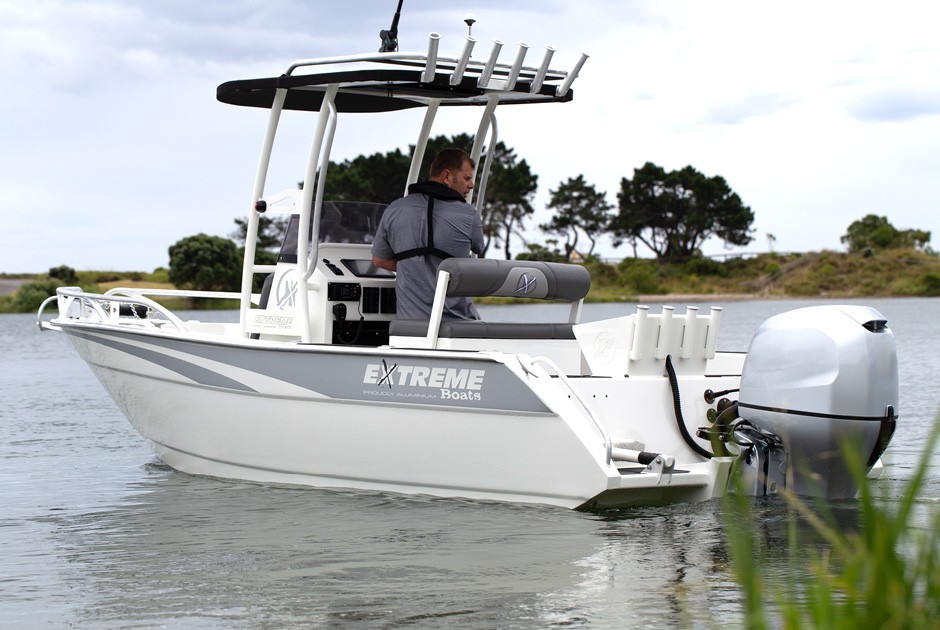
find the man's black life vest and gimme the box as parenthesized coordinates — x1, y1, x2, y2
(393, 181, 466, 262)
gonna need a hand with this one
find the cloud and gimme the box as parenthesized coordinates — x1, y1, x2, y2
(704, 93, 799, 125)
(846, 86, 940, 123)
(1, 0, 939, 273)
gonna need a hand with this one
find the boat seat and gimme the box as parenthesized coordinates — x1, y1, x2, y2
(390, 319, 576, 340)
(249, 274, 277, 340)
(390, 258, 591, 349)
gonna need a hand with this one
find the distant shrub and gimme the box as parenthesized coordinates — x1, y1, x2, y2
(783, 278, 818, 296)
(11, 280, 61, 313)
(617, 258, 661, 294)
(168, 234, 241, 292)
(722, 256, 751, 273)
(583, 262, 619, 285)
(808, 263, 839, 291)
(149, 268, 171, 283)
(683, 275, 705, 293)
(683, 256, 728, 277)
(763, 261, 782, 276)
(515, 243, 567, 262)
(857, 278, 885, 295)
(922, 273, 940, 296)
(47, 265, 79, 285)
(581, 253, 603, 264)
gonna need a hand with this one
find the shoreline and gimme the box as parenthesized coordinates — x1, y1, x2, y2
(0, 279, 26, 296)
(3, 276, 934, 304)
(634, 293, 785, 303)
(631, 293, 937, 303)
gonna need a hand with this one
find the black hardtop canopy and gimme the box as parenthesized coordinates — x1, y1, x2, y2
(217, 49, 582, 113)
(226, 37, 589, 338)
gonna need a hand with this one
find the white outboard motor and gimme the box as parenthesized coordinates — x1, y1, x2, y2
(737, 305, 898, 499)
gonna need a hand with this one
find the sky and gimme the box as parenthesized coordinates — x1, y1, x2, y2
(2, 0, 939, 273)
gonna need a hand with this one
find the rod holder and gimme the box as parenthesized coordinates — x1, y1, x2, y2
(557, 52, 589, 97)
(477, 39, 503, 88)
(450, 36, 477, 85)
(422, 32, 441, 83)
(680, 306, 700, 359)
(704, 307, 723, 358)
(655, 305, 675, 359)
(506, 42, 529, 90)
(529, 46, 555, 93)
(630, 305, 649, 361)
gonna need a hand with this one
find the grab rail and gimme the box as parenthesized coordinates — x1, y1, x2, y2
(520, 355, 613, 465)
(284, 46, 567, 83)
(281, 34, 588, 100)
(104, 287, 248, 301)
(37, 287, 189, 333)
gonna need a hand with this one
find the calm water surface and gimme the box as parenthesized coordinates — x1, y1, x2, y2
(2, 298, 937, 627)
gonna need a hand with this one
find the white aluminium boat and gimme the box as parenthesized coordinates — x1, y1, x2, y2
(38, 17, 899, 510)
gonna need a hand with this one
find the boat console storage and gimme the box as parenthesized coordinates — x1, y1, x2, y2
(249, 199, 396, 344)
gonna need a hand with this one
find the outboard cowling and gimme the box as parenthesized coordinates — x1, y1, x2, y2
(737, 305, 898, 499)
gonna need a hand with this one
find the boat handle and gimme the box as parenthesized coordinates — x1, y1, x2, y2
(524, 355, 613, 465)
(48, 287, 188, 332)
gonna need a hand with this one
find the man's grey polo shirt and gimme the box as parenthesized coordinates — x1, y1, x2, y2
(372, 189, 485, 321)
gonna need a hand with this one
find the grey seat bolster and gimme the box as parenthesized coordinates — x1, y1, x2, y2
(390, 259, 589, 340)
(390, 319, 576, 339)
(439, 259, 590, 301)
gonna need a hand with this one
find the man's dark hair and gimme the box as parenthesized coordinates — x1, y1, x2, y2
(429, 148, 474, 179)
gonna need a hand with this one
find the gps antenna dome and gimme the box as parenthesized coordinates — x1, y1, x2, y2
(464, 12, 476, 37)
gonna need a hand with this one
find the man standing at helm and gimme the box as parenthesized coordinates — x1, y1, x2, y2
(372, 148, 485, 321)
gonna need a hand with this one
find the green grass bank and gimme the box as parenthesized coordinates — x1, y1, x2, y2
(4, 249, 940, 314)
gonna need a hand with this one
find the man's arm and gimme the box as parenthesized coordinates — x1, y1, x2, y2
(372, 256, 397, 272)
(470, 213, 485, 256)
(371, 207, 397, 271)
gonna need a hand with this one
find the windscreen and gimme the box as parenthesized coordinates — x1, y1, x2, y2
(277, 201, 388, 264)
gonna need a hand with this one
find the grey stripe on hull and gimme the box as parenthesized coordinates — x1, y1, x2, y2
(62, 324, 551, 413)
(68, 328, 256, 392)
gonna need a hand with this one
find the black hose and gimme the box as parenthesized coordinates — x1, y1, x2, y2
(337, 316, 365, 345)
(665, 355, 713, 460)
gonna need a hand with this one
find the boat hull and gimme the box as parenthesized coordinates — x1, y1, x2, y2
(56, 321, 731, 509)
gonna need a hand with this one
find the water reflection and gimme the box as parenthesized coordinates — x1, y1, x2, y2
(5, 298, 938, 627)
(41, 464, 762, 627)
(47, 465, 881, 628)
(41, 457, 930, 626)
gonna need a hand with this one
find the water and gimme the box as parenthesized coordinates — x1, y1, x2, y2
(2, 299, 938, 627)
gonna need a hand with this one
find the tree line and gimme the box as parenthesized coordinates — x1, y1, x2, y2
(164, 134, 933, 292)
(315, 133, 756, 264)
(4, 136, 932, 312)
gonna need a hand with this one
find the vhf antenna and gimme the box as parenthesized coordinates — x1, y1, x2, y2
(379, 0, 405, 52)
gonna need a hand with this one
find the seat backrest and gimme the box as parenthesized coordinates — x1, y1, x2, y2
(439, 258, 590, 301)
(406, 258, 591, 349)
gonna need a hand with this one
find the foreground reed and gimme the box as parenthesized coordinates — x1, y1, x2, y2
(723, 416, 939, 629)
